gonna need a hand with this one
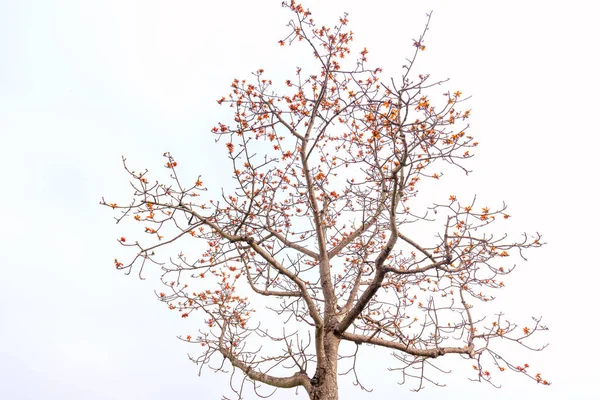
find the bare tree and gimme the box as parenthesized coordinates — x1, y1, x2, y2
(102, 2, 549, 399)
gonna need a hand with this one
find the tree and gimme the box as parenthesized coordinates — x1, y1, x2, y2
(102, 2, 549, 399)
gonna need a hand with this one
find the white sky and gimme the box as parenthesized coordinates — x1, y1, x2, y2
(1, 0, 599, 398)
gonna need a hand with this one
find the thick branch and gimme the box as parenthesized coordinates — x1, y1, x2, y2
(220, 348, 311, 391)
(336, 172, 403, 333)
(338, 332, 474, 359)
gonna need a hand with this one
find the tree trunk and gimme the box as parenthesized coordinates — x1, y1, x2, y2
(309, 332, 340, 400)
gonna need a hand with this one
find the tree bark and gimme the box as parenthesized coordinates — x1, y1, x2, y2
(309, 332, 340, 400)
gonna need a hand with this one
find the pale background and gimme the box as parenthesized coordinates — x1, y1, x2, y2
(1, 0, 598, 399)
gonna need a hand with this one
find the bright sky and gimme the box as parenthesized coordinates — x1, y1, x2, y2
(1, 0, 598, 399)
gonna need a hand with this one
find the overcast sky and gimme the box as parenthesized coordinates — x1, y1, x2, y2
(1, 0, 599, 399)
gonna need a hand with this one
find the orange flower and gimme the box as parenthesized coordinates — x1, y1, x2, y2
(449, 195, 456, 202)
(454, 90, 462, 98)
(120, 237, 126, 242)
(226, 142, 235, 153)
(523, 327, 530, 335)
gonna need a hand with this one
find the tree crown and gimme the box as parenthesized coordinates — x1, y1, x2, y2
(103, 2, 549, 397)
